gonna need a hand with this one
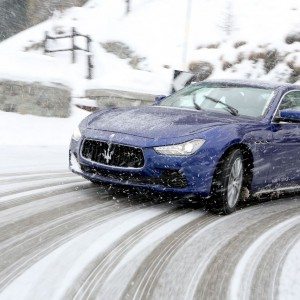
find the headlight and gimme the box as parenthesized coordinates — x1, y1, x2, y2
(154, 139, 205, 156)
(72, 126, 82, 141)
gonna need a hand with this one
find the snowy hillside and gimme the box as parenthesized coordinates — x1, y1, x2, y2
(0, 0, 299, 97)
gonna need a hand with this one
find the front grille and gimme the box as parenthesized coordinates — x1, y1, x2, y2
(81, 139, 144, 168)
(81, 165, 188, 188)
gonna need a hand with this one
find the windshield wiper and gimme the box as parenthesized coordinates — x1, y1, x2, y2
(204, 95, 239, 116)
(193, 94, 202, 111)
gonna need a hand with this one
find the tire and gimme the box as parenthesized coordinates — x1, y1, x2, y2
(208, 149, 244, 214)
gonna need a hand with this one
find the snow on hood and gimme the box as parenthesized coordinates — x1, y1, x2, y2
(86, 106, 239, 139)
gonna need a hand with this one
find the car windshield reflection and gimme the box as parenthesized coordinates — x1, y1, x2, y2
(160, 84, 275, 118)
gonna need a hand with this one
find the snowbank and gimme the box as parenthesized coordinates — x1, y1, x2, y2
(0, 107, 89, 146)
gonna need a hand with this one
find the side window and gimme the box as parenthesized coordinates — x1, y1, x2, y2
(279, 91, 300, 111)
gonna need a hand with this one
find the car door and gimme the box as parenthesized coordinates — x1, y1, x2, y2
(269, 90, 300, 187)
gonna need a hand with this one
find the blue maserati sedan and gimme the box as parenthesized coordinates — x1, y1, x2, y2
(69, 80, 300, 214)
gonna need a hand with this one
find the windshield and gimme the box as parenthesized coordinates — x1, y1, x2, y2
(159, 85, 275, 118)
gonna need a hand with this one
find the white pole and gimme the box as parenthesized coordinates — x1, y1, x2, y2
(182, 0, 192, 70)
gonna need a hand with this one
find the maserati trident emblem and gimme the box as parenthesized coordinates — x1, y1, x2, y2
(102, 143, 114, 164)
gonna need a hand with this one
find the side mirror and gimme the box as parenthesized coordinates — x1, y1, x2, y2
(154, 95, 166, 105)
(277, 109, 300, 123)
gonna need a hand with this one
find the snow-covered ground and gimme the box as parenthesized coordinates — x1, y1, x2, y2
(279, 240, 300, 300)
(0, 0, 299, 97)
(0, 107, 89, 147)
(0, 146, 299, 300)
(0, 1, 299, 298)
(0, 146, 67, 173)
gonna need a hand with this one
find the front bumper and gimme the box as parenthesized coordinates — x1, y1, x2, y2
(69, 137, 217, 197)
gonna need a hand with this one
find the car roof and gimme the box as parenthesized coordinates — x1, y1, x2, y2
(195, 79, 300, 90)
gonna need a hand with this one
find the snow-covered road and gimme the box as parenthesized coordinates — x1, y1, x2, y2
(0, 146, 299, 300)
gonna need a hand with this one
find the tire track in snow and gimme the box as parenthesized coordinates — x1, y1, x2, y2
(0, 173, 157, 290)
(70, 207, 192, 300)
(0, 189, 111, 248)
(0, 183, 98, 224)
(0, 171, 299, 299)
(250, 224, 300, 300)
(119, 199, 300, 300)
(0, 202, 152, 291)
(0, 170, 67, 178)
(93, 211, 204, 300)
(122, 214, 218, 300)
(148, 205, 272, 300)
(277, 238, 300, 300)
(227, 215, 300, 300)
(194, 206, 300, 300)
(0, 172, 75, 185)
(0, 176, 83, 198)
(1, 203, 183, 299)
(0, 181, 92, 211)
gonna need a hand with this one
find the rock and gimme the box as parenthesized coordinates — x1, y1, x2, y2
(285, 31, 300, 44)
(188, 61, 214, 81)
(101, 41, 134, 59)
(248, 49, 281, 73)
(286, 53, 300, 83)
(222, 61, 233, 71)
(101, 41, 145, 69)
(248, 51, 267, 62)
(129, 55, 146, 69)
(264, 49, 280, 73)
(233, 41, 247, 48)
(206, 43, 220, 49)
(0, 80, 71, 117)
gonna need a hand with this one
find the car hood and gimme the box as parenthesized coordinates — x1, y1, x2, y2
(86, 106, 245, 139)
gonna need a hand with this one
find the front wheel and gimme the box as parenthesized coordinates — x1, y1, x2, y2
(208, 149, 244, 214)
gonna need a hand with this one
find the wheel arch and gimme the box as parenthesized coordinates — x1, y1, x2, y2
(211, 143, 254, 194)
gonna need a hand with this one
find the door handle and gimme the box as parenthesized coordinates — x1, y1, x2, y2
(254, 141, 271, 144)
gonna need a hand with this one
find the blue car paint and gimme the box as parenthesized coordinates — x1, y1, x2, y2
(280, 109, 300, 122)
(69, 80, 300, 197)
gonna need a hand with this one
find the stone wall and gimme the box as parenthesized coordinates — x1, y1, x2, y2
(0, 0, 87, 41)
(85, 89, 156, 109)
(0, 80, 71, 118)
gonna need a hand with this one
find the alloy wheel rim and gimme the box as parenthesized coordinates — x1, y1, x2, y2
(227, 157, 243, 208)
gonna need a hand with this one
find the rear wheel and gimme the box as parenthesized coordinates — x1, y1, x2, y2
(208, 149, 244, 214)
